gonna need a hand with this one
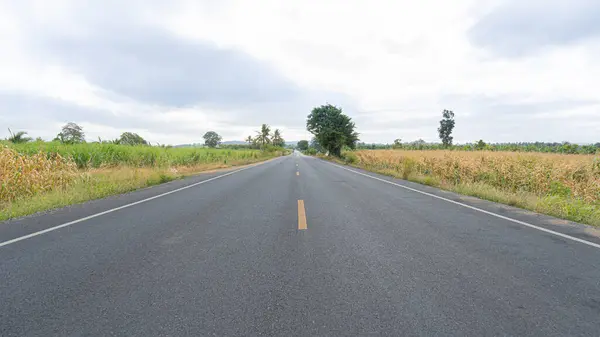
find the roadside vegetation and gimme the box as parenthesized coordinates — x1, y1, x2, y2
(300, 105, 600, 226)
(1, 123, 287, 221)
(343, 150, 600, 226)
(356, 140, 600, 155)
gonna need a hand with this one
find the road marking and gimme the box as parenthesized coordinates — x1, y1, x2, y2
(327, 162, 600, 250)
(296, 171, 300, 176)
(298, 200, 307, 230)
(0, 159, 278, 249)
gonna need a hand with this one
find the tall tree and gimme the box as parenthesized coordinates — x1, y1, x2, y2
(255, 124, 271, 148)
(56, 122, 85, 144)
(297, 140, 309, 151)
(203, 131, 222, 148)
(438, 109, 455, 147)
(271, 129, 285, 147)
(475, 139, 487, 150)
(246, 136, 253, 145)
(306, 104, 359, 157)
(7, 129, 32, 144)
(310, 138, 324, 153)
(118, 132, 148, 146)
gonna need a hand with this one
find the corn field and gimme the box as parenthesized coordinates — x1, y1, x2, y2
(5, 142, 271, 169)
(1, 142, 280, 203)
(1, 147, 79, 202)
(354, 150, 600, 203)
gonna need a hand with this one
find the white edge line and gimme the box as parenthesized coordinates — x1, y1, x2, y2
(0, 159, 275, 248)
(326, 161, 600, 250)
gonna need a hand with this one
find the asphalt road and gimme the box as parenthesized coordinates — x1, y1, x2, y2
(2, 152, 600, 336)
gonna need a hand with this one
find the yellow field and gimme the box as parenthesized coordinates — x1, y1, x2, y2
(354, 150, 600, 203)
(1, 145, 282, 220)
(0, 148, 78, 202)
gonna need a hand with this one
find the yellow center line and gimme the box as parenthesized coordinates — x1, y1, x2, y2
(298, 200, 307, 230)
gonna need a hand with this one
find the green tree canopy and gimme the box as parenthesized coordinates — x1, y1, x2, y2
(203, 131, 222, 148)
(438, 109, 455, 147)
(297, 140, 309, 151)
(310, 137, 324, 153)
(118, 132, 148, 146)
(306, 104, 359, 157)
(55, 122, 85, 144)
(475, 139, 487, 150)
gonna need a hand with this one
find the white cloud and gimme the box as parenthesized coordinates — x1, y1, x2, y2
(1, 0, 599, 144)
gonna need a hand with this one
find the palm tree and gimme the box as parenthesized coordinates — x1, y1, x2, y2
(255, 124, 271, 148)
(7, 129, 32, 144)
(272, 129, 284, 147)
(246, 135, 253, 145)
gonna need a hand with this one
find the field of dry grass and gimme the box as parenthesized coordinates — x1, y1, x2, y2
(1, 145, 282, 221)
(345, 150, 600, 226)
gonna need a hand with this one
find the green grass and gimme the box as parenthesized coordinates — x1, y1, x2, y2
(0, 167, 180, 220)
(4, 141, 273, 169)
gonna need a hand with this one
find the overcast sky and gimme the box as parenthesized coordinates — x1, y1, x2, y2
(1, 0, 599, 144)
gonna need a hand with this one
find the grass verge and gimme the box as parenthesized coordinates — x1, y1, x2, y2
(325, 154, 600, 227)
(0, 158, 273, 222)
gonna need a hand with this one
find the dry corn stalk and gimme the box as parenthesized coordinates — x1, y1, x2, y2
(0, 147, 79, 202)
(355, 150, 600, 203)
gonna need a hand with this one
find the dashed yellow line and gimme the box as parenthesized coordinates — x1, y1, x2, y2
(298, 200, 307, 230)
(296, 171, 300, 176)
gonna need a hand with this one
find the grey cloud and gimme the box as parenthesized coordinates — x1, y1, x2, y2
(0, 92, 240, 142)
(39, 27, 300, 107)
(0, 92, 179, 132)
(439, 94, 600, 142)
(347, 95, 600, 143)
(355, 114, 436, 130)
(6, 0, 357, 138)
(11, 0, 322, 109)
(0, 91, 350, 143)
(469, 0, 600, 57)
(439, 94, 598, 117)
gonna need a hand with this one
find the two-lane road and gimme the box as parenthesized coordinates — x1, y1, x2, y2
(2, 153, 600, 336)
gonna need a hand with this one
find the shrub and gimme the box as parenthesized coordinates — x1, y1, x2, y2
(306, 148, 318, 155)
(342, 151, 358, 164)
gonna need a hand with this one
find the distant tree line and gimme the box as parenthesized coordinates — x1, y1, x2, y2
(4, 122, 287, 151)
(5, 123, 150, 146)
(353, 140, 600, 154)
(297, 106, 598, 156)
(244, 124, 286, 149)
